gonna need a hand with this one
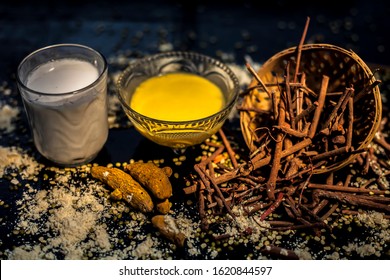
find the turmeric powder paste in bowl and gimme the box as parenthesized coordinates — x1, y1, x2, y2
(130, 72, 225, 122)
(116, 51, 239, 149)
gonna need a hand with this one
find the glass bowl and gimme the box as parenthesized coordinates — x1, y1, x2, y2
(116, 51, 240, 150)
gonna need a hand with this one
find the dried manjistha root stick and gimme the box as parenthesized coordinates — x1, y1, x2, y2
(91, 166, 154, 213)
(126, 162, 173, 200)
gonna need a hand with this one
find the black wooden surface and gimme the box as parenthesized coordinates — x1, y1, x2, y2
(0, 0, 389, 260)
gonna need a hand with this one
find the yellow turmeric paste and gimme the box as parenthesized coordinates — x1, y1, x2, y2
(130, 72, 225, 121)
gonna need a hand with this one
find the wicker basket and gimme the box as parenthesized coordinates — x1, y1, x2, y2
(240, 44, 382, 173)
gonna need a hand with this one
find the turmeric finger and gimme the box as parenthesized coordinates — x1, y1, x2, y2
(151, 215, 186, 247)
(125, 162, 173, 200)
(91, 166, 154, 213)
(162, 166, 173, 177)
(156, 199, 172, 214)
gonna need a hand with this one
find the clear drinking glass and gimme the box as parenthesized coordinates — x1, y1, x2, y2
(16, 44, 108, 166)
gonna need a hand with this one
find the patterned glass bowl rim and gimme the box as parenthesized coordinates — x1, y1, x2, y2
(116, 51, 240, 125)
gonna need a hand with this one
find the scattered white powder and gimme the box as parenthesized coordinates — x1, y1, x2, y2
(339, 212, 389, 258)
(0, 146, 43, 179)
(227, 63, 253, 87)
(279, 248, 289, 256)
(94, 226, 111, 250)
(131, 236, 164, 259)
(164, 215, 180, 234)
(158, 42, 174, 52)
(5, 169, 179, 260)
(8, 181, 113, 259)
(0, 82, 12, 96)
(0, 104, 19, 133)
(357, 211, 389, 229)
(220, 206, 270, 244)
(9, 245, 55, 260)
(176, 211, 199, 238)
(10, 178, 19, 185)
(1, 55, 389, 260)
(324, 251, 340, 260)
(356, 244, 378, 257)
(209, 249, 219, 259)
(294, 247, 313, 260)
(343, 243, 378, 258)
(175, 211, 201, 257)
(124, 193, 133, 203)
(187, 243, 201, 257)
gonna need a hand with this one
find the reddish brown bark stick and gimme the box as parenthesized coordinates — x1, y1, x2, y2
(219, 129, 238, 169)
(311, 146, 348, 162)
(266, 99, 286, 200)
(285, 62, 295, 129)
(293, 17, 310, 83)
(245, 62, 271, 97)
(316, 190, 390, 212)
(260, 192, 285, 220)
(206, 138, 313, 186)
(198, 181, 208, 231)
(308, 75, 329, 138)
(307, 183, 388, 195)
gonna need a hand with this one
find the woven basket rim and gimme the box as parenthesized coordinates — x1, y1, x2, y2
(260, 43, 373, 76)
(240, 43, 382, 174)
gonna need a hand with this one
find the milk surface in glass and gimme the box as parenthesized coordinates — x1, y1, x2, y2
(27, 58, 99, 93)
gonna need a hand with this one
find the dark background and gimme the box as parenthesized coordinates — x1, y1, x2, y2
(0, 0, 389, 82)
(0, 0, 389, 260)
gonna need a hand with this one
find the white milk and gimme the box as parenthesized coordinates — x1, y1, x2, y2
(23, 58, 108, 165)
(27, 58, 99, 93)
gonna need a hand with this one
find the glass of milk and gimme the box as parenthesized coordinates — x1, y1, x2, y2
(16, 44, 108, 166)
